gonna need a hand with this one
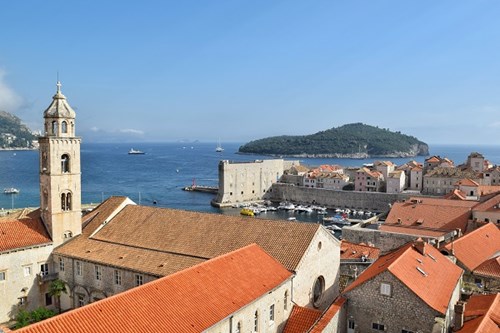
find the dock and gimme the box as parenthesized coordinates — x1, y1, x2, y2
(183, 185, 218, 194)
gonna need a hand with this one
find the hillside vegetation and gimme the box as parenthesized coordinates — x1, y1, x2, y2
(0, 111, 36, 148)
(238, 123, 429, 158)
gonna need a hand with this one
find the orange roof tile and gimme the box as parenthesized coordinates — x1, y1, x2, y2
(456, 294, 500, 333)
(309, 297, 346, 333)
(340, 240, 380, 260)
(385, 200, 472, 232)
(0, 210, 51, 252)
(473, 256, 500, 279)
(426, 156, 441, 163)
(55, 197, 323, 276)
(343, 241, 463, 314)
(473, 193, 500, 213)
(456, 178, 480, 187)
(443, 223, 500, 271)
(18, 244, 293, 333)
(379, 225, 449, 238)
(283, 305, 322, 333)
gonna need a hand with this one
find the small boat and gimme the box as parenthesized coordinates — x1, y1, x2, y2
(128, 148, 145, 155)
(3, 188, 20, 194)
(240, 208, 254, 217)
(215, 139, 224, 152)
(287, 217, 297, 221)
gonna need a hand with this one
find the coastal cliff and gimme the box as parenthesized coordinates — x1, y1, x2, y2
(238, 123, 429, 158)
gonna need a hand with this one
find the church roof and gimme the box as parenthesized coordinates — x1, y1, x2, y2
(43, 81, 76, 119)
(17, 244, 293, 333)
(0, 209, 52, 252)
(283, 305, 322, 333)
(55, 196, 324, 275)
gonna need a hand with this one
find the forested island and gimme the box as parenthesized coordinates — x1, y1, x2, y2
(0, 111, 37, 149)
(238, 123, 429, 158)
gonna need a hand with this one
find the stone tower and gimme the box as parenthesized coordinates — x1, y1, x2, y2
(39, 81, 82, 247)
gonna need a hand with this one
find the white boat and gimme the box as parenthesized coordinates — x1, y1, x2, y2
(3, 188, 20, 194)
(128, 148, 145, 155)
(215, 139, 224, 152)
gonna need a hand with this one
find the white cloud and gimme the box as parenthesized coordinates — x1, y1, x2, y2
(119, 128, 144, 135)
(90, 126, 99, 132)
(0, 69, 22, 111)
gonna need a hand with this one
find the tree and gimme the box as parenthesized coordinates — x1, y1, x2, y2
(49, 279, 67, 314)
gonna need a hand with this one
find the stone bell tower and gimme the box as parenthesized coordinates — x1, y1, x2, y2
(39, 81, 82, 247)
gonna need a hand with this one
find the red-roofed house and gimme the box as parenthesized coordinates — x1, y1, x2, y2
(355, 168, 384, 192)
(342, 240, 463, 333)
(453, 293, 500, 333)
(442, 223, 500, 294)
(472, 193, 500, 225)
(16, 244, 295, 333)
(339, 241, 380, 292)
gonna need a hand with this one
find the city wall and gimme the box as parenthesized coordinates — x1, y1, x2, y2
(267, 183, 415, 212)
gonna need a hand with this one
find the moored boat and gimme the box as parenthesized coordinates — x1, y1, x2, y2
(3, 188, 20, 194)
(240, 208, 254, 216)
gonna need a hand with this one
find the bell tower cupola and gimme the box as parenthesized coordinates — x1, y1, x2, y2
(39, 81, 82, 247)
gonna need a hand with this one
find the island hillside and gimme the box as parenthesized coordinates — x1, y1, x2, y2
(0, 111, 36, 149)
(238, 123, 429, 158)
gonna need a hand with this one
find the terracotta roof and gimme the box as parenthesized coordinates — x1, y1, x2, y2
(379, 225, 449, 238)
(358, 167, 383, 179)
(426, 156, 441, 163)
(0, 209, 52, 252)
(425, 167, 479, 179)
(385, 199, 472, 232)
(456, 178, 480, 187)
(282, 305, 322, 333)
(388, 170, 404, 178)
(473, 193, 500, 213)
(473, 256, 500, 279)
(340, 240, 380, 260)
(407, 197, 477, 208)
(309, 297, 346, 333)
(443, 223, 500, 271)
(477, 187, 500, 197)
(456, 294, 500, 333)
(55, 197, 323, 274)
(343, 241, 463, 314)
(444, 189, 468, 201)
(17, 244, 293, 333)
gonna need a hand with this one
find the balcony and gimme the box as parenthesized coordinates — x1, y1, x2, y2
(37, 272, 59, 284)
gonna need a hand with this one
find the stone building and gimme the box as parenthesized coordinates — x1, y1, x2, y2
(214, 159, 299, 206)
(423, 167, 481, 195)
(483, 166, 500, 186)
(442, 223, 500, 294)
(16, 244, 296, 333)
(0, 82, 83, 324)
(453, 293, 500, 332)
(466, 152, 486, 173)
(342, 240, 463, 333)
(374, 161, 395, 181)
(386, 170, 405, 194)
(54, 196, 341, 312)
(354, 167, 384, 192)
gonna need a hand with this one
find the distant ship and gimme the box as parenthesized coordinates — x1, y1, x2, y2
(3, 188, 20, 194)
(128, 148, 145, 155)
(215, 139, 224, 152)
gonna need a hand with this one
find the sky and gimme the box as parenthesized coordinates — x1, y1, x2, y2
(0, 1, 499, 144)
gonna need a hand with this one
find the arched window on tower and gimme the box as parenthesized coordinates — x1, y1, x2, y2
(66, 193, 72, 210)
(52, 121, 58, 135)
(61, 121, 67, 133)
(61, 154, 70, 173)
(71, 122, 75, 135)
(61, 193, 67, 211)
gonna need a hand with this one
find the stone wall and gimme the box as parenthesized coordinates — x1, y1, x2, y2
(344, 270, 446, 333)
(341, 226, 418, 253)
(268, 183, 415, 212)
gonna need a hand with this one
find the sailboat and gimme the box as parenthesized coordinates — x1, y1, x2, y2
(215, 138, 224, 152)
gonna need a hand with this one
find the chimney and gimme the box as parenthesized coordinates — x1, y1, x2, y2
(414, 238, 425, 255)
(453, 301, 466, 331)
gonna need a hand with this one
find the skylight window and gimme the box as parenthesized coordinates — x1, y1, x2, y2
(416, 267, 427, 277)
(427, 253, 437, 262)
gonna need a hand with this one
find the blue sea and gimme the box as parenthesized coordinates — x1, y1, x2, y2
(1, 142, 499, 220)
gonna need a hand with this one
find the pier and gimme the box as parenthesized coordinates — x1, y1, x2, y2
(183, 185, 218, 194)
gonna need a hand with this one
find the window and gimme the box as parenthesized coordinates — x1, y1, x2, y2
(23, 266, 32, 277)
(269, 304, 275, 323)
(253, 310, 259, 332)
(312, 276, 325, 307)
(40, 263, 49, 276)
(372, 323, 385, 331)
(77, 294, 85, 307)
(348, 320, 355, 329)
(18, 296, 28, 305)
(76, 261, 82, 276)
(59, 258, 65, 272)
(45, 293, 53, 306)
(61, 121, 67, 133)
(135, 274, 143, 286)
(95, 265, 102, 281)
(284, 290, 288, 311)
(235, 321, 241, 333)
(380, 282, 391, 296)
(61, 192, 72, 211)
(114, 270, 122, 286)
(61, 154, 70, 173)
(51, 121, 58, 135)
(0, 271, 5, 281)
(402, 330, 415, 333)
